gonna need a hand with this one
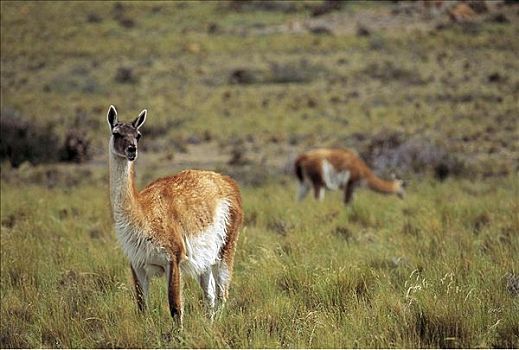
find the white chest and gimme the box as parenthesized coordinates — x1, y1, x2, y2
(115, 218, 169, 275)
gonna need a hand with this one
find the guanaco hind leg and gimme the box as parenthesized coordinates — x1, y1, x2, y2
(213, 262, 231, 308)
(199, 268, 217, 319)
(207, 207, 240, 316)
(166, 257, 183, 326)
(131, 264, 149, 312)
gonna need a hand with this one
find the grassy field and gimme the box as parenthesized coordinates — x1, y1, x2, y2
(1, 175, 518, 348)
(1, 1, 519, 348)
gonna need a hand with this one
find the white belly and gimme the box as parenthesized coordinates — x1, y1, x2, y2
(322, 159, 350, 190)
(181, 199, 230, 277)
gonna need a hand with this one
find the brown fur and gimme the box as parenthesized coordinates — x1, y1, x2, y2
(449, 2, 477, 22)
(130, 169, 242, 260)
(295, 148, 405, 204)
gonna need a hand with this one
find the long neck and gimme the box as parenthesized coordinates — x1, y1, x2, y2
(109, 149, 140, 219)
(365, 172, 399, 194)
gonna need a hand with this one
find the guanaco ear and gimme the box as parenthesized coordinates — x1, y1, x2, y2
(107, 105, 118, 130)
(133, 109, 147, 130)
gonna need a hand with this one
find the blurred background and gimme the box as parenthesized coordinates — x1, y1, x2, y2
(1, 0, 517, 187)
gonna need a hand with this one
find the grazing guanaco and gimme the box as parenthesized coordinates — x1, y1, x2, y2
(294, 148, 405, 204)
(106, 105, 243, 327)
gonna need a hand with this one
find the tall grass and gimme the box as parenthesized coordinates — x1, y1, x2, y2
(1, 175, 517, 348)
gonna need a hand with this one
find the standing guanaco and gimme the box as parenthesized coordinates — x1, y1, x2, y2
(106, 105, 243, 327)
(294, 148, 405, 204)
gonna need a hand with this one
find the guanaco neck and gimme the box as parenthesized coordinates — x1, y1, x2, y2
(108, 143, 141, 221)
(364, 170, 400, 194)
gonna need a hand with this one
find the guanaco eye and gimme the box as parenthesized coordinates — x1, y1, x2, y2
(136, 133, 142, 141)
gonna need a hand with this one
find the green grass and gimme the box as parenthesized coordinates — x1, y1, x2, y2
(1, 175, 518, 348)
(1, 1, 519, 348)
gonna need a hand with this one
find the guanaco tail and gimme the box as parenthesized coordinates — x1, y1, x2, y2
(106, 105, 243, 327)
(294, 148, 405, 204)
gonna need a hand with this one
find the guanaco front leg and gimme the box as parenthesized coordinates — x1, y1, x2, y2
(167, 256, 183, 327)
(343, 179, 356, 205)
(313, 184, 325, 201)
(131, 264, 148, 312)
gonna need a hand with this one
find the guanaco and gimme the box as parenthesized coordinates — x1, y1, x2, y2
(106, 105, 243, 327)
(294, 148, 405, 204)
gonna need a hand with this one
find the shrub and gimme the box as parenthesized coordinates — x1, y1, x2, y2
(114, 66, 138, 84)
(268, 60, 326, 84)
(0, 108, 61, 167)
(360, 129, 467, 179)
(361, 61, 426, 85)
(226, 0, 301, 13)
(59, 129, 92, 163)
(229, 68, 262, 85)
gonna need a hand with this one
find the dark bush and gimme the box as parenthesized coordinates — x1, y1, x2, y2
(86, 12, 102, 23)
(308, 25, 334, 35)
(59, 129, 92, 163)
(488, 72, 504, 83)
(361, 61, 426, 85)
(217, 163, 276, 188)
(310, 0, 343, 17)
(360, 129, 406, 171)
(207, 22, 220, 34)
(0, 108, 61, 167)
(488, 13, 509, 23)
(228, 146, 251, 166)
(226, 60, 327, 86)
(360, 129, 467, 179)
(226, 0, 300, 13)
(356, 23, 371, 37)
(268, 60, 326, 84)
(118, 18, 135, 28)
(467, 0, 489, 14)
(114, 67, 137, 84)
(434, 163, 450, 181)
(229, 68, 261, 85)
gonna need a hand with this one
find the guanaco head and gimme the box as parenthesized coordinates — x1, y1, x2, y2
(107, 105, 146, 162)
(391, 173, 406, 199)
